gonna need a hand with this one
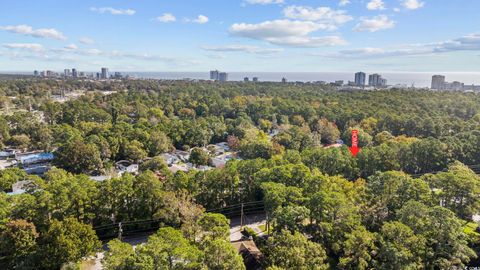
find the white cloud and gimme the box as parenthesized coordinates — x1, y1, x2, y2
(339, 0, 351, 6)
(245, 0, 284, 5)
(202, 44, 284, 54)
(0, 24, 67, 40)
(321, 33, 480, 59)
(283, 6, 353, 26)
(402, 0, 425, 10)
(64, 44, 78, 50)
(193, 15, 209, 24)
(79, 37, 95, 44)
(322, 46, 431, 58)
(156, 13, 176, 23)
(434, 33, 480, 52)
(90, 7, 136, 16)
(3, 43, 44, 52)
(230, 20, 346, 47)
(354, 15, 395, 32)
(367, 0, 386, 10)
(83, 48, 103, 56)
(231, 20, 331, 39)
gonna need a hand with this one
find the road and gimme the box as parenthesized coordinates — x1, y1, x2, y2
(84, 213, 267, 269)
(229, 213, 267, 241)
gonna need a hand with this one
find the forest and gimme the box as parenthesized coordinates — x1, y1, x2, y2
(0, 78, 480, 269)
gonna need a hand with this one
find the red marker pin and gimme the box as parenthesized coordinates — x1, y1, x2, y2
(349, 129, 360, 157)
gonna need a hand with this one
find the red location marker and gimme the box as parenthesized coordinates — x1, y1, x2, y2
(349, 129, 360, 157)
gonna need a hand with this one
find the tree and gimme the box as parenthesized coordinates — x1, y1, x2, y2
(376, 221, 425, 270)
(202, 239, 245, 270)
(0, 167, 27, 192)
(302, 147, 359, 180)
(140, 156, 172, 178)
(198, 213, 230, 240)
(260, 182, 305, 215)
(123, 140, 147, 163)
(308, 190, 361, 254)
(103, 239, 135, 270)
(148, 131, 172, 156)
(54, 138, 103, 173)
(189, 147, 210, 166)
(135, 227, 204, 269)
(0, 220, 38, 269)
(273, 205, 310, 232)
(400, 138, 450, 174)
(427, 161, 480, 219)
(342, 127, 372, 148)
(366, 171, 432, 221)
(338, 226, 377, 270)
(274, 126, 314, 151)
(40, 218, 101, 269)
(8, 134, 31, 151)
(315, 118, 340, 144)
(264, 230, 328, 270)
(397, 201, 476, 269)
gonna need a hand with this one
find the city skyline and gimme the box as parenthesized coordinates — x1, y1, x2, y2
(0, 1, 479, 73)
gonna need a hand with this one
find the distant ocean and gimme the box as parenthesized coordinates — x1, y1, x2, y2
(3, 71, 480, 88)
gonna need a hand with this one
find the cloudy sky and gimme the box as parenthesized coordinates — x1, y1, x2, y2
(0, 0, 479, 73)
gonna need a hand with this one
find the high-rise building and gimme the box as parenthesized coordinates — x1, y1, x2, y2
(368, 73, 386, 87)
(445, 81, 464, 91)
(354, 72, 366, 86)
(431, 75, 446, 90)
(210, 70, 219, 80)
(218, 72, 228, 82)
(72, 68, 78, 78)
(64, 69, 71, 77)
(114, 72, 123, 79)
(101, 68, 109, 79)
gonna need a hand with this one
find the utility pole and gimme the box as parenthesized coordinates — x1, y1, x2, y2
(240, 203, 244, 231)
(118, 222, 123, 240)
(266, 212, 269, 235)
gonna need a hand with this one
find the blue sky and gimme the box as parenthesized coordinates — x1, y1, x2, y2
(0, 0, 479, 73)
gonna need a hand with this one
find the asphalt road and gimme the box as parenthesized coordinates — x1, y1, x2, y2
(85, 213, 267, 270)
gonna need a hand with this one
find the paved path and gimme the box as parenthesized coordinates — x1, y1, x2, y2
(229, 213, 267, 242)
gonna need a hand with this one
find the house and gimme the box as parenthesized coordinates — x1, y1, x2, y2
(211, 153, 234, 168)
(23, 164, 50, 175)
(206, 143, 231, 156)
(89, 175, 112, 182)
(0, 159, 17, 170)
(174, 150, 190, 162)
(160, 153, 180, 165)
(169, 163, 189, 173)
(7, 180, 34, 196)
(231, 240, 264, 270)
(17, 152, 54, 165)
(0, 149, 17, 159)
(115, 160, 139, 175)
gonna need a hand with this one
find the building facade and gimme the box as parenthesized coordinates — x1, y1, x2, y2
(431, 75, 446, 90)
(101, 68, 109, 79)
(218, 72, 228, 82)
(210, 70, 219, 80)
(355, 72, 366, 86)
